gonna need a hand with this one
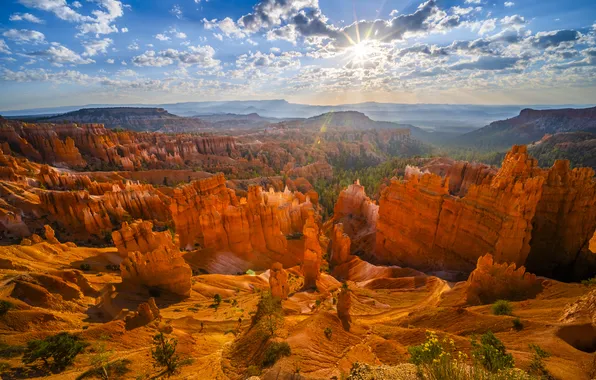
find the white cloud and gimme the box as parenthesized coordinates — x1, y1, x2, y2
(213, 33, 223, 41)
(2, 29, 46, 44)
(29, 42, 95, 66)
(106, 58, 114, 64)
(132, 45, 220, 68)
(121, 27, 128, 33)
(128, 41, 139, 50)
(170, 4, 183, 19)
(0, 40, 11, 54)
(477, 19, 497, 35)
(504, 2, 515, 7)
(464, 0, 483, 4)
(390, 10, 399, 17)
(77, 0, 124, 36)
(203, 17, 246, 39)
(121, 60, 127, 65)
(155, 34, 171, 41)
(81, 38, 112, 56)
(72, 1, 82, 8)
(18, 0, 90, 22)
(9, 13, 45, 24)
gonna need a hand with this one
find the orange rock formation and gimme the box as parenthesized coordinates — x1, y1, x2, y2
(269, 262, 289, 299)
(465, 254, 543, 305)
(373, 146, 596, 279)
(112, 220, 176, 258)
(330, 223, 351, 266)
(337, 286, 352, 331)
(115, 220, 192, 297)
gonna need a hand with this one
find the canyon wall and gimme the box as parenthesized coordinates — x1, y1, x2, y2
(373, 145, 596, 279)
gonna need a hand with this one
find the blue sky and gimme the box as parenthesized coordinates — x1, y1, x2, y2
(0, 0, 595, 111)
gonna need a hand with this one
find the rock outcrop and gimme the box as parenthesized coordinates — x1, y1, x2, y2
(43, 225, 60, 245)
(120, 246, 192, 297)
(374, 145, 596, 279)
(331, 181, 378, 255)
(337, 286, 352, 331)
(525, 160, 596, 279)
(169, 176, 315, 252)
(465, 254, 543, 305)
(124, 297, 161, 330)
(115, 221, 192, 297)
(330, 223, 351, 266)
(269, 262, 289, 300)
(302, 211, 322, 290)
(112, 220, 175, 258)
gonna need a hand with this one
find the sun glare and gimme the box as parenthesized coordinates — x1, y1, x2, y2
(346, 39, 375, 66)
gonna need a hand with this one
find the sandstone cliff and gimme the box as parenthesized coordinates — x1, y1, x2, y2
(373, 145, 596, 279)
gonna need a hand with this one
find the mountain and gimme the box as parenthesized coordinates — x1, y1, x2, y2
(269, 111, 439, 144)
(35, 107, 209, 132)
(4, 100, 594, 134)
(458, 106, 596, 149)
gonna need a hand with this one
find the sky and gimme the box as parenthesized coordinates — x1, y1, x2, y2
(0, 0, 595, 111)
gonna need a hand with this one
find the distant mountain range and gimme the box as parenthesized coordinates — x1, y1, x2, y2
(458, 106, 596, 149)
(3, 99, 594, 133)
(37, 107, 209, 132)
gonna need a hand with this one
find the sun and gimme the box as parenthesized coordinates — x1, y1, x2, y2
(346, 39, 375, 66)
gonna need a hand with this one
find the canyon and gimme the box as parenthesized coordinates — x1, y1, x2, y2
(0, 117, 595, 380)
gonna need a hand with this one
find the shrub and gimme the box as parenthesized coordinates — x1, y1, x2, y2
(471, 331, 514, 373)
(213, 294, 222, 308)
(0, 300, 13, 316)
(22, 332, 88, 371)
(512, 318, 524, 331)
(262, 342, 291, 367)
(408, 331, 452, 365)
(528, 344, 553, 379)
(324, 327, 332, 340)
(492, 300, 512, 316)
(80, 263, 91, 271)
(247, 365, 261, 377)
(0, 343, 25, 358)
(581, 277, 596, 287)
(254, 291, 284, 338)
(0, 361, 9, 373)
(151, 333, 181, 376)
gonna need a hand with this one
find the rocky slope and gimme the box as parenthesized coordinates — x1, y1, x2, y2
(528, 132, 596, 170)
(459, 106, 596, 149)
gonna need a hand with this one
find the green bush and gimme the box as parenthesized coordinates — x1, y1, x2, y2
(246, 365, 261, 377)
(262, 342, 291, 367)
(151, 333, 181, 376)
(213, 294, 222, 308)
(528, 344, 553, 379)
(512, 318, 524, 331)
(80, 263, 91, 271)
(492, 300, 513, 316)
(408, 331, 451, 365)
(581, 277, 596, 287)
(0, 300, 13, 316)
(22, 332, 88, 371)
(472, 331, 514, 372)
(324, 327, 332, 340)
(0, 343, 25, 358)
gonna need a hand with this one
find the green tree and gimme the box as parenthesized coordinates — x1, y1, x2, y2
(255, 291, 284, 338)
(22, 332, 87, 371)
(151, 333, 181, 376)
